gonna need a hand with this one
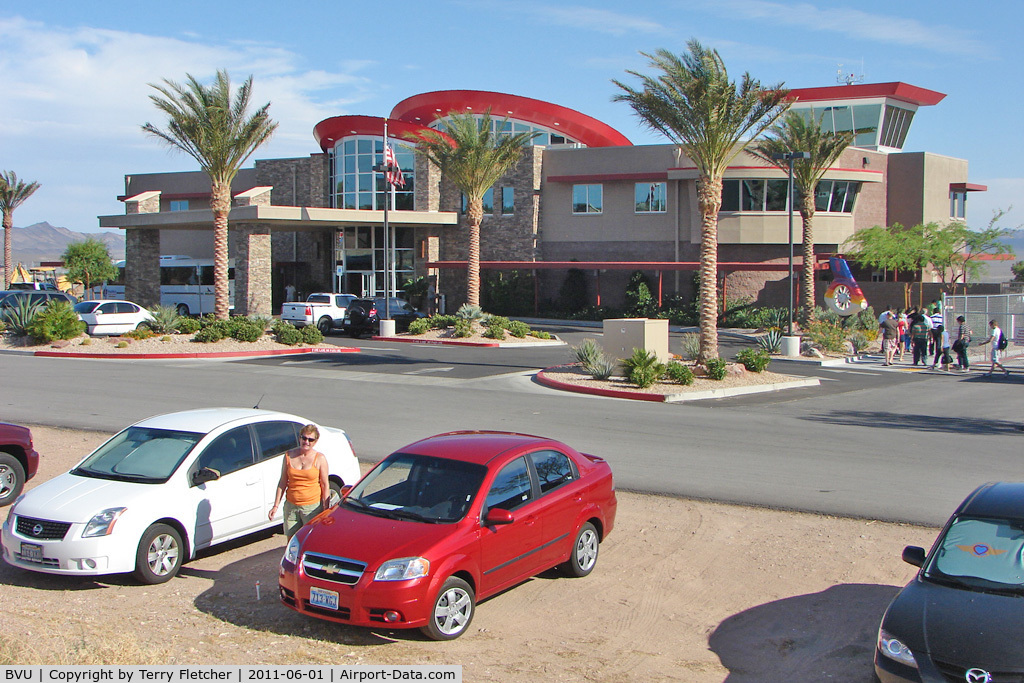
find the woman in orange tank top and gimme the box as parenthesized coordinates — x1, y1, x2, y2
(270, 424, 330, 539)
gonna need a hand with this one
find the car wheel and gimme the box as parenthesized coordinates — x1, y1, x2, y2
(0, 453, 26, 506)
(421, 576, 475, 641)
(328, 480, 344, 507)
(134, 523, 183, 584)
(317, 317, 332, 336)
(176, 304, 190, 317)
(563, 522, 599, 578)
(135, 322, 150, 331)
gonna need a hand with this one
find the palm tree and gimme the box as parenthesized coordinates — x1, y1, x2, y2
(613, 41, 789, 361)
(750, 110, 855, 323)
(0, 171, 41, 290)
(142, 70, 277, 319)
(406, 111, 537, 307)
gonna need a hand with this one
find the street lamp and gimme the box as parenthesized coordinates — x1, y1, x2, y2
(772, 151, 810, 338)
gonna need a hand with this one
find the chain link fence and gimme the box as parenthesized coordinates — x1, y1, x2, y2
(942, 292, 1023, 360)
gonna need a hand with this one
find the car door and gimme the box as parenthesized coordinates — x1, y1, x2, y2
(526, 449, 584, 567)
(253, 420, 302, 521)
(188, 425, 263, 548)
(479, 456, 548, 596)
(113, 302, 142, 333)
(92, 302, 122, 334)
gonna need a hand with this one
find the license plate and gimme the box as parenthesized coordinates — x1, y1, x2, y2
(309, 586, 339, 610)
(21, 543, 43, 562)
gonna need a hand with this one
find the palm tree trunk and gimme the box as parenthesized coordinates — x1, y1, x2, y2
(799, 196, 816, 323)
(3, 211, 12, 290)
(211, 181, 231, 320)
(466, 199, 483, 308)
(696, 176, 722, 362)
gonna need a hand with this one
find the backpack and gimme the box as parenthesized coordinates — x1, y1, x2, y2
(998, 333, 1008, 351)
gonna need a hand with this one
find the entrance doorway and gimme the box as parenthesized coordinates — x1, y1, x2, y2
(341, 271, 373, 297)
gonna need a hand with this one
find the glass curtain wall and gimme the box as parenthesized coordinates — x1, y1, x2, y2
(334, 226, 415, 297)
(328, 137, 415, 211)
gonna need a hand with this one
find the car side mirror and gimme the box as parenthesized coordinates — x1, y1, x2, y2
(902, 545, 926, 567)
(192, 467, 221, 486)
(484, 508, 514, 526)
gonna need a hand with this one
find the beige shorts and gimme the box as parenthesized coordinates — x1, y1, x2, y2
(283, 499, 324, 539)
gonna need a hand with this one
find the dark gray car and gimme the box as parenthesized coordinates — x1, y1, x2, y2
(0, 290, 76, 314)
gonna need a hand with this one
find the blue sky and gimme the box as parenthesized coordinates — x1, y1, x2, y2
(1, 0, 1021, 233)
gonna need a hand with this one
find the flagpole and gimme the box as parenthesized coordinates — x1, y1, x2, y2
(382, 117, 391, 321)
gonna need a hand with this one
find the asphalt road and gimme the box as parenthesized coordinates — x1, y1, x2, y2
(1, 326, 1021, 526)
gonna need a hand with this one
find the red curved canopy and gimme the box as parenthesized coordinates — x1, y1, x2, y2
(390, 90, 632, 148)
(789, 82, 945, 107)
(312, 115, 436, 152)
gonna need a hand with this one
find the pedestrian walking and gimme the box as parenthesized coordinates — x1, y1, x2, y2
(929, 305, 944, 357)
(952, 315, 972, 371)
(977, 319, 1010, 376)
(880, 310, 900, 366)
(896, 309, 908, 361)
(910, 311, 931, 366)
(931, 325, 952, 370)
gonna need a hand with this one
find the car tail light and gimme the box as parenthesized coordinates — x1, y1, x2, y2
(369, 306, 377, 316)
(305, 305, 312, 316)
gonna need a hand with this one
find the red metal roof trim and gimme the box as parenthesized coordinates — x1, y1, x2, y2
(389, 90, 633, 148)
(950, 182, 988, 192)
(312, 115, 436, 152)
(789, 82, 945, 107)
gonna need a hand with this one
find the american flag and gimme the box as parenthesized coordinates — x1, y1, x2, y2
(384, 143, 405, 188)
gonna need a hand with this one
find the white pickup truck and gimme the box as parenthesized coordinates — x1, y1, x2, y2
(280, 293, 358, 335)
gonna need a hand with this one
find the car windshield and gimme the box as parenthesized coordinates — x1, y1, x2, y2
(74, 301, 101, 314)
(925, 516, 1024, 594)
(345, 453, 487, 523)
(72, 426, 203, 483)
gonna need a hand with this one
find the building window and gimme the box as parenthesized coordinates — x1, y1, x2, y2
(572, 184, 602, 214)
(169, 200, 189, 211)
(814, 180, 860, 213)
(721, 179, 859, 213)
(501, 187, 514, 215)
(461, 188, 494, 215)
(635, 182, 666, 213)
(950, 190, 966, 219)
(331, 137, 414, 212)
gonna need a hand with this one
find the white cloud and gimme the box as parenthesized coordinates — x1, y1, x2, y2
(533, 6, 667, 35)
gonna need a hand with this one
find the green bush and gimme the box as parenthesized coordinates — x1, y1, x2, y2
(507, 320, 530, 338)
(300, 325, 323, 345)
(1, 297, 42, 337)
(805, 320, 847, 354)
(621, 348, 666, 389)
(275, 323, 301, 346)
(147, 305, 181, 334)
(26, 301, 85, 342)
(455, 304, 484, 321)
(176, 317, 201, 334)
(664, 361, 694, 385)
(407, 318, 430, 335)
(454, 319, 473, 338)
(116, 341, 129, 348)
(192, 326, 224, 343)
(624, 271, 658, 318)
(757, 328, 783, 354)
(704, 357, 728, 380)
(483, 315, 510, 330)
(736, 348, 771, 372)
(123, 326, 155, 340)
(230, 318, 265, 343)
(848, 331, 870, 353)
(429, 315, 458, 329)
(678, 333, 701, 361)
(530, 330, 552, 340)
(483, 325, 505, 340)
(572, 338, 613, 378)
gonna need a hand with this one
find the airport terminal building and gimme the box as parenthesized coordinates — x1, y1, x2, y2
(99, 82, 985, 315)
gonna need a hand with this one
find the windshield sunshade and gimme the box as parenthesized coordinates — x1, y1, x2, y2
(74, 427, 202, 482)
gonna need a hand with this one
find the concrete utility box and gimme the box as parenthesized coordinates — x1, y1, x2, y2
(602, 318, 670, 373)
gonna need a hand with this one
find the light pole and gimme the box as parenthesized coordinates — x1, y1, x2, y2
(773, 151, 810, 338)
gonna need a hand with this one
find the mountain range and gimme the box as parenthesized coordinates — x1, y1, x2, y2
(1, 222, 126, 268)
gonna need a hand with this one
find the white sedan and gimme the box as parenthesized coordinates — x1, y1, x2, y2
(1, 408, 361, 584)
(74, 299, 154, 336)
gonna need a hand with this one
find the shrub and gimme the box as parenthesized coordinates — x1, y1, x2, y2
(664, 361, 694, 385)
(0, 319, 6, 334)
(621, 347, 666, 389)
(573, 339, 604, 368)
(624, 271, 658, 318)
(530, 330, 552, 340)
(230, 318, 265, 342)
(454, 319, 473, 337)
(482, 315, 510, 330)
(429, 314, 458, 329)
(678, 333, 701, 361)
(176, 317, 201, 334)
(123, 326, 155, 340)
(115, 341, 129, 348)
(805, 320, 847, 354)
(455, 304, 484, 321)
(300, 325, 323, 345)
(147, 305, 180, 334)
(507, 320, 530, 338)
(736, 348, 771, 372)
(160, 335, 172, 342)
(274, 322, 301, 345)
(758, 329, 783, 354)
(26, 300, 85, 343)
(407, 318, 430, 335)
(483, 325, 505, 340)
(704, 357, 728, 380)
(192, 326, 224, 343)
(848, 331, 870, 353)
(1, 297, 42, 337)
(80, 337, 92, 346)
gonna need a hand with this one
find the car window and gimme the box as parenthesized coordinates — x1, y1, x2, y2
(74, 301, 100, 314)
(98, 302, 119, 314)
(929, 516, 1024, 587)
(308, 294, 330, 304)
(73, 427, 203, 483)
(29, 293, 48, 306)
(485, 457, 533, 512)
(194, 426, 256, 477)
(116, 302, 138, 314)
(529, 450, 576, 494)
(253, 421, 300, 462)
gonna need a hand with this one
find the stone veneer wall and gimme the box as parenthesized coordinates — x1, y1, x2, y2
(125, 228, 161, 308)
(231, 224, 272, 316)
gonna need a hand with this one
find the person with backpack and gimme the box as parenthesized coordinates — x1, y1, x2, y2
(977, 319, 1009, 376)
(952, 315, 972, 371)
(909, 311, 931, 366)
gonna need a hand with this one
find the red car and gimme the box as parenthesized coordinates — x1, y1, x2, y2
(279, 431, 616, 640)
(0, 422, 40, 507)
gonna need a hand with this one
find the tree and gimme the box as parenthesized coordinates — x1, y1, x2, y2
(1013, 260, 1024, 283)
(750, 110, 856, 323)
(844, 223, 936, 307)
(613, 42, 789, 361)
(0, 171, 41, 289)
(928, 211, 1014, 292)
(142, 70, 277, 319)
(406, 111, 537, 307)
(63, 237, 118, 295)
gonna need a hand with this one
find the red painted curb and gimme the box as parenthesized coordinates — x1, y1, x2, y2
(371, 335, 501, 347)
(536, 366, 668, 402)
(32, 346, 360, 360)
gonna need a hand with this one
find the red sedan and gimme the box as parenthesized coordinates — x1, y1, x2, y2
(0, 422, 39, 507)
(279, 431, 616, 639)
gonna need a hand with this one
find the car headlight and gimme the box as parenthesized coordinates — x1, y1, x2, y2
(375, 557, 430, 581)
(283, 535, 301, 566)
(82, 508, 127, 538)
(877, 628, 917, 668)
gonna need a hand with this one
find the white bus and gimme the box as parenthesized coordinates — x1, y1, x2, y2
(104, 255, 235, 316)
